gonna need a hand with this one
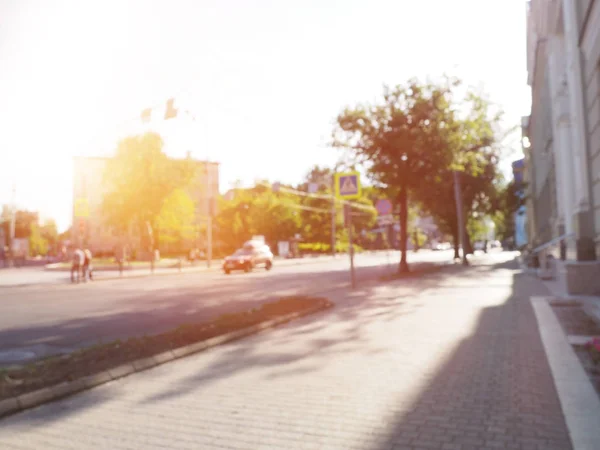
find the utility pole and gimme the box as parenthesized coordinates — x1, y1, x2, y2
(344, 204, 356, 288)
(453, 170, 469, 266)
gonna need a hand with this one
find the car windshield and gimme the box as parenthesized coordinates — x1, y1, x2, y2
(233, 249, 252, 256)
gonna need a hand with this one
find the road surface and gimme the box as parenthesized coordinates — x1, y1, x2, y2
(0, 251, 577, 449)
(0, 250, 454, 364)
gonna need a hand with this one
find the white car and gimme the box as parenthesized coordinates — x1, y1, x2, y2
(223, 244, 274, 274)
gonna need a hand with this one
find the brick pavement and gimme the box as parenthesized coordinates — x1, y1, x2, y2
(0, 256, 573, 449)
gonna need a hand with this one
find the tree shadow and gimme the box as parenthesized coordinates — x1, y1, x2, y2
(133, 262, 469, 406)
(368, 263, 573, 450)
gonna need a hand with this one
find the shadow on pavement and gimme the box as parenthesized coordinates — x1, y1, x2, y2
(368, 261, 573, 450)
(133, 263, 466, 406)
(131, 257, 573, 450)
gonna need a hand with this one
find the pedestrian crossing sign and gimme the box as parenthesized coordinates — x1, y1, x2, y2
(335, 171, 361, 199)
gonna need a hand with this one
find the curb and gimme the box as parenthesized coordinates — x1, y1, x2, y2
(0, 300, 333, 419)
(531, 296, 600, 450)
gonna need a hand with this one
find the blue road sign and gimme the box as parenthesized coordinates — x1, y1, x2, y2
(375, 198, 392, 216)
(335, 171, 361, 199)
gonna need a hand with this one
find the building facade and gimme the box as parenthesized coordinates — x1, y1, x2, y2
(524, 0, 600, 294)
(72, 155, 219, 255)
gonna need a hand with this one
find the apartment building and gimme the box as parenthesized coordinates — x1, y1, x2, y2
(524, 0, 600, 294)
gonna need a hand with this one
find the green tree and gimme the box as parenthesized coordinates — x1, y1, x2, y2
(1, 207, 38, 240)
(156, 188, 196, 249)
(102, 132, 195, 253)
(334, 79, 456, 272)
(347, 196, 377, 241)
(28, 222, 48, 256)
(492, 180, 525, 242)
(40, 219, 58, 254)
(298, 165, 377, 248)
(298, 165, 333, 191)
(215, 188, 300, 255)
(296, 166, 336, 245)
(415, 90, 503, 257)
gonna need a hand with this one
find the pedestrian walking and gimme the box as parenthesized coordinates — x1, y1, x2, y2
(83, 248, 93, 281)
(71, 248, 84, 283)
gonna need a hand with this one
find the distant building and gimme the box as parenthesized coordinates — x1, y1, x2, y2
(72, 156, 219, 254)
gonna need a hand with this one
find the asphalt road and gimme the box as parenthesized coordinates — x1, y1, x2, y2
(0, 250, 456, 364)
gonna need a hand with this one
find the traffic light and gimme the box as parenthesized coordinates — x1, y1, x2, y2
(164, 98, 178, 120)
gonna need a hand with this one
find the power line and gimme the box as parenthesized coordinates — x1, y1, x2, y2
(259, 182, 376, 212)
(284, 201, 372, 216)
(287, 203, 330, 214)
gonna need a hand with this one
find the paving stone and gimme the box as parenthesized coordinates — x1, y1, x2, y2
(0, 257, 574, 450)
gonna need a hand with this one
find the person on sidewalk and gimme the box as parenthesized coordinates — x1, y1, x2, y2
(71, 248, 84, 283)
(83, 248, 93, 281)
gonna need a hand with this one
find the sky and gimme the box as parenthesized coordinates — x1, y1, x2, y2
(0, 0, 530, 232)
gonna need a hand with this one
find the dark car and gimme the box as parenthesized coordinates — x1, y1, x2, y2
(223, 245, 273, 274)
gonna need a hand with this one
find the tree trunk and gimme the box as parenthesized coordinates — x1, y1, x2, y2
(463, 226, 474, 255)
(453, 231, 460, 260)
(398, 185, 409, 273)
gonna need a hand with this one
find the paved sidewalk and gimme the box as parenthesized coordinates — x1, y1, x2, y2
(0, 256, 574, 449)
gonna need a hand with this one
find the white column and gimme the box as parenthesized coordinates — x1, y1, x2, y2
(547, 35, 575, 235)
(562, 0, 591, 212)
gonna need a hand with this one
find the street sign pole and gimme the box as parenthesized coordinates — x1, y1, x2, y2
(336, 171, 360, 289)
(345, 204, 356, 289)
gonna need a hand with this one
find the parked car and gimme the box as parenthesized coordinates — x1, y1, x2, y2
(223, 245, 273, 274)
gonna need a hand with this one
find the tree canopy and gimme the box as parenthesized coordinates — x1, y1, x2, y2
(102, 132, 196, 251)
(156, 188, 196, 248)
(334, 77, 505, 270)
